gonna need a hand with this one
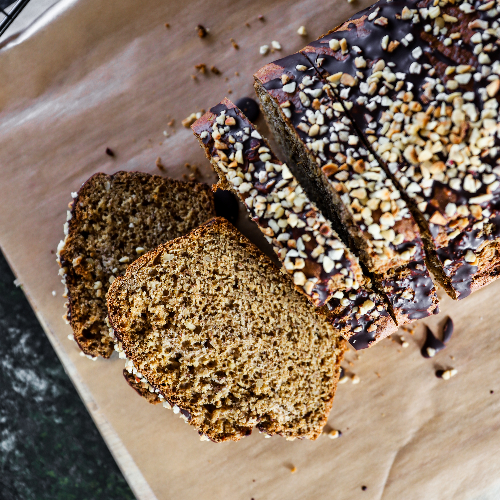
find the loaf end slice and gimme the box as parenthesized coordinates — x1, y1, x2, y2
(57, 171, 215, 358)
(107, 217, 346, 442)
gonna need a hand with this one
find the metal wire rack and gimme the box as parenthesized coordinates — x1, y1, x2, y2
(0, 0, 32, 38)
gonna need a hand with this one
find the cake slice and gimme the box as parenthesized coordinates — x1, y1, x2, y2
(254, 53, 439, 324)
(301, 0, 500, 299)
(107, 217, 346, 442)
(192, 99, 397, 348)
(57, 171, 215, 358)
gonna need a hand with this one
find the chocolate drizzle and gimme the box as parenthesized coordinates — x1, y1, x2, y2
(421, 326, 446, 358)
(297, 0, 500, 300)
(257, 51, 439, 322)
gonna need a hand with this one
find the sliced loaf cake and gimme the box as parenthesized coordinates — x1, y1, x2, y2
(300, 0, 500, 299)
(254, 53, 439, 325)
(57, 171, 215, 358)
(107, 217, 346, 442)
(192, 99, 397, 348)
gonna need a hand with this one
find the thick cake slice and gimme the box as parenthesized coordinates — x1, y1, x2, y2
(57, 171, 215, 358)
(192, 99, 397, 348)
(107, 217, 346, 442)
(254, 54, 439, 324)
(301, 0, 500, 299)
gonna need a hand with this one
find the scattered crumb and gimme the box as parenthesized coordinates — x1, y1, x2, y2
(245, 22, 250, 28)
(351, 374, 360, 384)
(230, 38, 239, 49)
(52, 290, 56, 296)
(338, 372, 348, 384)
(163, 130, 169, 137)
(228, 89, 232, 94)
(427, 347, 436, 358)
(491, 390, 494, 394)
(437, 368, 457, 380)
(362, 486, 367, 491)
(290, 466, 297, 474)
(164, 23, 170, 28)
(234, 71, 239, 76)
(297, 25, 307, 36)
(258, 14, 265, 21)
(105, 147, 115, 157)
(271, 40, 282, 51)
(210, 65, 221, 75)
(195, 63, 207, 74)
(13, 278, 21, 287)
(155, 157, 165, 171)
(327, 429, 341, 439)
(168, 119, 175, 127)
(191, 74, 198, 81)
(375, 372, 381, 378)
(259, 45, 269, 56)
(196, 24, 208, 38)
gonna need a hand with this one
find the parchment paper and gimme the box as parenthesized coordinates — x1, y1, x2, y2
(1, 1, 500, 499)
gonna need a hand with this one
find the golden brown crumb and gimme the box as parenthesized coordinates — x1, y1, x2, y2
(155, 157, 164, 171)
(210, 66, 221, 75)
(197, 24, 208, 38)
(290, 467, 297, 474)
(165, 23, 170, 28)
(195, 63, 207, 74)
(168, 119, 175, 127)
(230, 38, 239, 49)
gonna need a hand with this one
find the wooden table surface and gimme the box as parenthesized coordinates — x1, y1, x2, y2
(2, 1, 500, 499)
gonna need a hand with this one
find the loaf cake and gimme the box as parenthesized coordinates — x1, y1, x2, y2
(254, 54, 439, 324)
(107, 217, 346, 442)
(57, 172, 215, 358)
(298, 0, 500, 299)
(192, 98, 398, 348)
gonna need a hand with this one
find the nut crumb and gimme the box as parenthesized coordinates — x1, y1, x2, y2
(196, 24, 208, 38)
(297, 26, 307, 36)
(260, 45, 269, 55)
(195, 63, 207, 74)
(155, 157, 165, 170)
(438, 368, 457, 380)
(327, 429, 341, 439)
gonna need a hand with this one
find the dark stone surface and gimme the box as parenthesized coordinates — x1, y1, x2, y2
(0, 250, 135, 500)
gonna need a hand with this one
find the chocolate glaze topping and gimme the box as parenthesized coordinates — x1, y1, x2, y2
(299, 0, 500, 299)
(256, 52, 439, 321)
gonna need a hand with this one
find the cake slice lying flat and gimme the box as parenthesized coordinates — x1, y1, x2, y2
(57, 171, 215, 358)
(254, 53, 439, 325)
(192, 99, 397, 348)
(301, 0, 500, 299)
(107, 217, 346, 442)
